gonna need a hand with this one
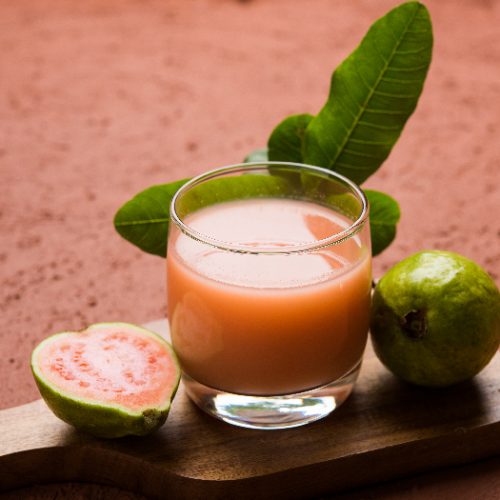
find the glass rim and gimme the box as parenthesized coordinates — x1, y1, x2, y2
(170, 161, 369, 254)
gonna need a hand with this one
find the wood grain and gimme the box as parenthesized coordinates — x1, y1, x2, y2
(1, 320, 499, 499)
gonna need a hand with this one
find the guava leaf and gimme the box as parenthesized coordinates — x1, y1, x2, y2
(268, 114, 314, 163)
(175, 174, 293, 218)
(114, 177, 399, 258)
(303, 1, 433, 184)
(114, 174, 294, 257)
(114, 180, 189, 257)
(114, 2, 430, 258)
(243, 148, 269, 163)
(365, 189, 400, 256)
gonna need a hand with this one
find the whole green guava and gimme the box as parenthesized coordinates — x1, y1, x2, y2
(370, 250, 500, 387)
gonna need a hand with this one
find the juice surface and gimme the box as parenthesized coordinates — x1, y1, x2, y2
(167, 198, 371, 395)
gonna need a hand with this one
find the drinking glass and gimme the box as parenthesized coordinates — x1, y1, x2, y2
(167, 162, 371, 429)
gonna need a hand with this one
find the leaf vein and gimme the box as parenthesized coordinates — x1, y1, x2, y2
(337, 77, 363, 116)
(343, 148, 382, 159)
(396, 46, 430, 55)
(363, 108, 408, 115)
(348, 138, 389, 145)
(335, 161, 379, 171)
(353, 63, 373, 92)
(372, 89, 420, 98)
(405, 29, 430, 34)
(386, 63, 429, 72)
(115, 218, 168, 227)
(380, 75, 422, 84)
(357, 120, 400, 131)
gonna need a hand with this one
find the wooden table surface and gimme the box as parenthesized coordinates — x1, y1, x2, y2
(1, 320, 498, 499)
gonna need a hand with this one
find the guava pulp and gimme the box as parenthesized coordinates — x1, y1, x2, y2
(31, 322, 180, 438)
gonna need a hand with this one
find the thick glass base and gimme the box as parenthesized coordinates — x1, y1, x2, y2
(182, 361, 362, 430)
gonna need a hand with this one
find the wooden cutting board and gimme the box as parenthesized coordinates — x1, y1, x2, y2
(1, 320, 499, 499)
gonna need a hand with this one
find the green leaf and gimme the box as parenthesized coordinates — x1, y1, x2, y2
(114, 2, 431, 258)
(366, 189, 401, 256)
(243, 148, 269, 163)
(114, 180, 189, 257)
(114, 176, 399, 258)
(114, 174, 295, 257)
(175, 174, 294, 219)
(268, 114, 314, 163)
(303, 1, 433, 184)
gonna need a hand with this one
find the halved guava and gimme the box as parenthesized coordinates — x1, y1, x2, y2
(31, 322, 180, 438)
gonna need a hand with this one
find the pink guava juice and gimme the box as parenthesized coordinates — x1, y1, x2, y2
(167, 197, 372, 396)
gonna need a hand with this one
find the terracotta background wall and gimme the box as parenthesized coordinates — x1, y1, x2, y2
(1, 0, 498, 423)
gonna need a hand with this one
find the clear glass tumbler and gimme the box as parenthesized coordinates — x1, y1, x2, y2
(167, 162, 371, 429)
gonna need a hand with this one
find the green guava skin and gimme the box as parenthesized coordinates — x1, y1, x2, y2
(370, 251, 500, 387)
(33, 374, 171, 438)
(31, 323, 181, 438)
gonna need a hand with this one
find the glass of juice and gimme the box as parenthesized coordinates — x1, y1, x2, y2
(167, 162, 371, 429)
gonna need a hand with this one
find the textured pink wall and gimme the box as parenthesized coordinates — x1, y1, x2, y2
(1, 0, 499, 433)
